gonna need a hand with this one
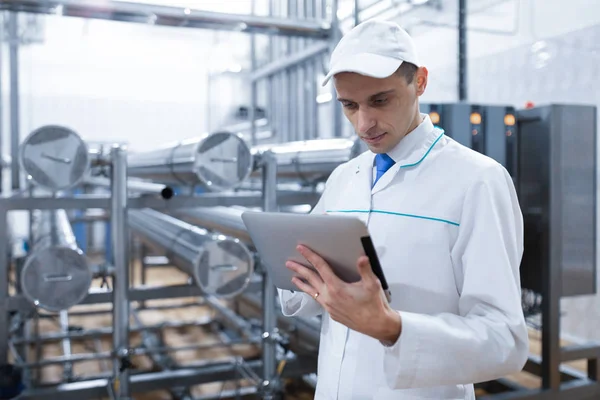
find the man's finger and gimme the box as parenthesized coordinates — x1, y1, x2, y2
(356, 255, 378, 282)
(291, 276, 320, 300)
(286, 260, 324, 289)
(296, 245, 340, 285)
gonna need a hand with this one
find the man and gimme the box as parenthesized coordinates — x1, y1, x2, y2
(277, 19, 529, 399)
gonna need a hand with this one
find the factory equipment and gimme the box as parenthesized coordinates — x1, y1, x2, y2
(20, 209, 92, 312)
(421, 103, 518, 178)
(129, 208, 254, 298)
(175, 206, 253, 247)
(83, 176, 174, 200)
(19, 125, 90, 191)
(127, 132, 254, 192)
(251, 137, 366, 184)
(517, 104, 596, 297)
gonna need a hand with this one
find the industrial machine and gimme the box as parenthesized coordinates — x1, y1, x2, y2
(421, 103, 518, 180)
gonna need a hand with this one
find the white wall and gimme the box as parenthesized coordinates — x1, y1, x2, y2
(0, 12, 253, 154)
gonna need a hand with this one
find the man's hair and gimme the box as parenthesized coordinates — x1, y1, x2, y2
(394, 62, 418, 84)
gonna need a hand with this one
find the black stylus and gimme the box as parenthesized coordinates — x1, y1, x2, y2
(360, 236, 391, 303)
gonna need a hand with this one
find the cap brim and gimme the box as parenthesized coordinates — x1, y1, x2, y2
(321, 53, 403, 87)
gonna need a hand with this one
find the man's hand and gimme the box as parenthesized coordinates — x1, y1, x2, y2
(286, 244, 402, 344)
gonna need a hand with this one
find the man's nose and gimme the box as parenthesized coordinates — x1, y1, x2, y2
(357, 108, 376, 134)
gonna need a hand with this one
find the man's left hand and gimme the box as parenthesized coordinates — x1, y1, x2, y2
(286, 244, 402, 344)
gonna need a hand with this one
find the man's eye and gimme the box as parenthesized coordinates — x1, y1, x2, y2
(342, 102, 357, 109)
(373, 98, 387, 105)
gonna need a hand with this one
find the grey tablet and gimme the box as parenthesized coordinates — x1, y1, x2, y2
(241, 211, 370, 291)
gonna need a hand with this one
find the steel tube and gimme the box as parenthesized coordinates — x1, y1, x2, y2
(110, 144, 131, 398)
(0, 206, 8, 364)
(0, 14, 4, 193)
(131, 309, 194, 400)
(252, 137, 365, 183)
(84, 176, 174, 199)
(261, 151, 278, 396)
(59, 310, 74, 380)
(175, 207, 252, 247)
(9, 11, 20, 190)
(1, 0, 331, 38)
(127, 132, 253, 192)
(128, 209, 254, 298)
(20, 209, 92, 312)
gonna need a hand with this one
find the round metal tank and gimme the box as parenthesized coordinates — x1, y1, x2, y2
(127, 131, 253, 192)
(129, 209, 254, 298)
(20, 125, 90, 191)
(21, 210, 92, 312)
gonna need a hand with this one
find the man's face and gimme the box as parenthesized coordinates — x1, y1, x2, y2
(333, 68, 427, 154)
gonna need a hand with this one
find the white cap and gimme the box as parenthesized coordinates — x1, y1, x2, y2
(322, 19, 420, 87)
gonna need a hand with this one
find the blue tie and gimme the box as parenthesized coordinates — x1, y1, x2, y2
(373, 153, 396, 187)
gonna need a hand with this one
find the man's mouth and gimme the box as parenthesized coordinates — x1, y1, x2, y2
(362, 132, 387, 144)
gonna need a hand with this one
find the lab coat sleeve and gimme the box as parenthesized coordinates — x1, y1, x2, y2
(383, 163, 529, 389)
(277, 165, 345, 318)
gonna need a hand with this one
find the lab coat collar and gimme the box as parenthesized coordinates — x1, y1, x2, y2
(384, 113, 437, 168)
(368, 113, 442, 194)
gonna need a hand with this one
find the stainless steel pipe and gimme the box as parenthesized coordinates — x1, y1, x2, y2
(175, 206, 252, 247)
(251, 137, 366, 183)
(20, 125, 90, 191)
(1, 0, 331, 39)
(128, 209, 254, 298)
(127, 132, 254, 192)
(83, 176, 174, 200)
(20, 209, 92, 312)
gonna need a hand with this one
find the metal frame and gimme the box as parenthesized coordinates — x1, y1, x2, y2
(0, 141, 316, 399)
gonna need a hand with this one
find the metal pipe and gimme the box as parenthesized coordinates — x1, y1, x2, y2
(175, 206, 252, 247)
(0, 206, 9, 365)
(20, 209, 92, 312)
(251, 137, 365, 183)
(261, 151, 278, 396)
(330, 0, 343, 137)
(251, 42, 329, 82)
(237, 292, 320, 351)
(0, 13, 4, 193)
(203, 296, 255, 335)
(131, 309, 194, 400)
(11, 317, 213, 345)
(127, 131, 254, 192)
(110, 144, 131, 399)
(9, 11, 20, 190)
(59, 310, 73, 380)
(0, 0, 331, 38)
(83, 176, 174, 199)
(128, 208, 254, 298)
(20, 125, 91, 191)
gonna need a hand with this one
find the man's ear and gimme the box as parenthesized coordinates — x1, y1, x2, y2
(415, 66, 428, 96)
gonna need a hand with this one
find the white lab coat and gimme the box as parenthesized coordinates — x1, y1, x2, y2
(277, 114, 529, 399)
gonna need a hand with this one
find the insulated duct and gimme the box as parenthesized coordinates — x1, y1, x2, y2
(20, 209, 92, 312)
(251, 138, 366, 184)
(128, 209, 254, 298)
(127, 132, 253, 192)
